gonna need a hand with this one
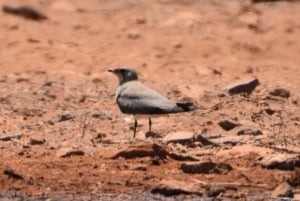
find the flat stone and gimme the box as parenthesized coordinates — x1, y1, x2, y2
(151, 179, 202, 196)
(208, 135, 244, 146)
(103, 143, 168, 159)
(218, 120, 240, 131)
(163, 131, 194, 144)
(260, 154, 300, 170)
(227, 78, 259, 94)
(216, 144, 270, 160)
(3, 168, 24, 180)
(180, 161, 233, 174)
(269, 88, 290, 98)
(2, 5, 47, 21)
(271, 182, 294, 198)
(168, 152, 199, 161)
(56, 148, 85, 158)
(194, 134, 219, 146)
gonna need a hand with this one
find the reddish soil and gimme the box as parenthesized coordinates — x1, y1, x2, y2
(0, 0, 300, 200)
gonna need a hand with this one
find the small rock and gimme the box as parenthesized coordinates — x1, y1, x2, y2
(269, 88, 290, 98)
(2, 5, 47, 21)
(208, 135, 243, 146)
(212, 69, 222, 75)
(91, 77, 102, 83)
(57, 113, 75, 122)
(43, 80, 53, 87)
(237, 127, 262, 136)
(126, 30, 140, 39)
(3, 168, 23, 180)
(163, 131, 194, 144)
(206, 186, 226, 197)
(135, 17, 146, 24)
(78, 95, 86, 103)
(194, 134, 219, 146)
(260, 154, 300, 170)
(227, 78, 259, 94)
(152, 157, 160, 166)
(103, 143, 168, 159)
(168, 152, 199, 161)
(15, 77, 30, 83)
(131, 164, 147, 171)
(180, 162, 233, 174)
(27, 38, 40, 43)
(56, 148, 85, 158)
(245, 66, 254, 74)
(218, 120, 240, 131)
(264, 108, 276, 115)
(271, 182, 293, 198)
(29, 138, 46, 145)
(91, 111, 106, 119)
(151, 179, 202, 196)
(173, 42, 183, 49)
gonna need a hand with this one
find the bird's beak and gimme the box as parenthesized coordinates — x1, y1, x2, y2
(108, 68, 116, 73)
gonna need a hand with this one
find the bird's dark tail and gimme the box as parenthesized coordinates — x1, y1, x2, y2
(176, 102, 198, 112)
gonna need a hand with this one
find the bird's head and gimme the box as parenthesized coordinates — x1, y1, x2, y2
(108, 68, 138, 85)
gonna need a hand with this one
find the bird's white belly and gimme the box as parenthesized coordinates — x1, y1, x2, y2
(134, 114, 169, 119)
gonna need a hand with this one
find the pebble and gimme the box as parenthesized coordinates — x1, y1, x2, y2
(57, 113, 75, 122)
(227, 78, 259, 94)
(269, 88, 290, 98)
(3, 168, 23, 180)
(259, 154, 299, 170)
(126, 30, 140, 39)
(103, 143, 167, 159)
(151, 179, 202, 196)
(29, 138, 46, 145)
(56, 148, 85, 158)
(162, 131, 194, 144)
(218, 120, 240, 131)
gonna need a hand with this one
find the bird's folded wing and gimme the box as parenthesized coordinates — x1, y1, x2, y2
(116, 82, 181, 114)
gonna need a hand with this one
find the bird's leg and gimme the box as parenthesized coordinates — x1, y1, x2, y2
(133, 118, 138, 137)
(148, 117, 152, 133)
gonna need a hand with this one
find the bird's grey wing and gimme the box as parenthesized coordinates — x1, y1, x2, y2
(116, 82, 180, 114)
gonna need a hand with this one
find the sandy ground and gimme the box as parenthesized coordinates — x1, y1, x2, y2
(0, 0, 300, 200)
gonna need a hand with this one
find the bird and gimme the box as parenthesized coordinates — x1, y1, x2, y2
(108, 67, 198, 137)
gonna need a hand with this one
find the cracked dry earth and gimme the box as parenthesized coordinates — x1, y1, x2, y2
(0, 0, 300, 200)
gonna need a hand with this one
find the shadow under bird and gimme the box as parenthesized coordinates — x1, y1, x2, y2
(108, 67, 198, 137)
